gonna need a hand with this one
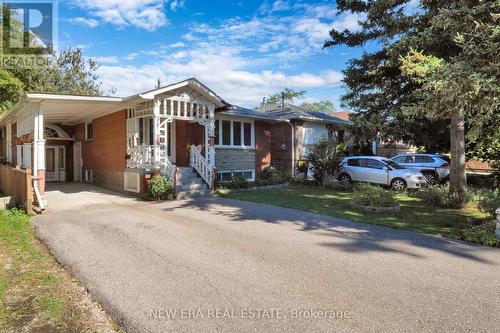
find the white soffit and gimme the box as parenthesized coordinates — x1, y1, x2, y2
(27, 94, 126, 125)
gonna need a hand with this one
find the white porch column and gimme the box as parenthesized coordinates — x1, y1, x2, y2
(207, 105, 216, 168)
(152, 99, 161, 165)
(33, 103, 45, 195)
(6, 122, 12, 163)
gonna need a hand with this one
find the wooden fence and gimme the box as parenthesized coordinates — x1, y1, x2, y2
(0, 164, 33, 212)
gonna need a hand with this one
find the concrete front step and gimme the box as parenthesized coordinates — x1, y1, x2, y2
(175, 167, 210, 199)
(176, 174, 200, 181)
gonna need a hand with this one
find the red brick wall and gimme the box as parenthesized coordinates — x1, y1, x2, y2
(255, 121, 272, 176)
(76, 109, 127, 172)
(176, 120, 204, 167)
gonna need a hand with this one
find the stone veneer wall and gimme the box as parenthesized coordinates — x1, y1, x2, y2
(215, 148, 256, 172)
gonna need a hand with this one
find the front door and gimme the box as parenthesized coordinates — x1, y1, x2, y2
(45, 146, 66, 182)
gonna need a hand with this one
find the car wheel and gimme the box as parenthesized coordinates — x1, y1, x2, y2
(391, 178, 407, 191)
(423, 172, 437, 183)
(339, 174, 352, 185)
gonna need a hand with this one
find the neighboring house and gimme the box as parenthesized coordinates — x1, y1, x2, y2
(0, 78, 328, 207)
(256, 103, 351, 166)
(331, 111, 417, 157)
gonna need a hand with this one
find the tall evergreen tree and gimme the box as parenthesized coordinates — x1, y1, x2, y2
(325, 0, 499, 200)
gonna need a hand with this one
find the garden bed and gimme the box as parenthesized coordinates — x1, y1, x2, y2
(217, 183, 289, 194)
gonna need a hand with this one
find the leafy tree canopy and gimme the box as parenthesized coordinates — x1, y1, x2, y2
(300, 100, 336, 113)
(0, 7, 104, 113)
(325, 0, 500, 198)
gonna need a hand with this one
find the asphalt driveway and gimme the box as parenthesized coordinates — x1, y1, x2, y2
(33, 183, 500, 332)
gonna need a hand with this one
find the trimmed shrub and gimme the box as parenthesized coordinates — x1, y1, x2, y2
(260, 166, 280, 179)
(459, 221, 499, 247)
(352, 183, 397, 208)
(416, 185, 463, 209)
(148, 175, 173, 201)
(259, 166, 286, 185)
(219, 175, 251, 190)
(305, 139, 346, 185)
(468, 188, 500, 216)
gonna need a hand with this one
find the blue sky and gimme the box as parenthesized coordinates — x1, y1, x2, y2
(58, 0, 371, 109)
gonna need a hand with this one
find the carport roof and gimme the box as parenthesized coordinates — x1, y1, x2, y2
(0, 93, 126, 126)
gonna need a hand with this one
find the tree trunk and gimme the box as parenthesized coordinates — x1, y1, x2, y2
(449, 109, 467, 202)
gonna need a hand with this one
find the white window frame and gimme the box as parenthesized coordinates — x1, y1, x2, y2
(85, 122, 93, 141)
(217, 169, 255, 182)
(215, 116, 255, 149)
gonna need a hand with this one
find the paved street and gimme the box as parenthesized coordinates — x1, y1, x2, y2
(33, 183, 500, 333)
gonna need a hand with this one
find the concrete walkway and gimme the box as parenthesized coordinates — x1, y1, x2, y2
(33, 183, 500, 332)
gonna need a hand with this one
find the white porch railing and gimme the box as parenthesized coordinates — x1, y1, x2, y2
(160, 151, 176, 181)
(127, 145, 155, 167)
(190, 145, 212, 188)
(127, 144, 177, 182)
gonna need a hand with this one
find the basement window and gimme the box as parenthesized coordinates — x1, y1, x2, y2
(217, 170, 255, 182)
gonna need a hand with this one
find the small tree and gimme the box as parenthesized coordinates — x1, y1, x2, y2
(300, 101, 335, 113)
(305, 139, 347, 185)
(263, 88, 305, 106)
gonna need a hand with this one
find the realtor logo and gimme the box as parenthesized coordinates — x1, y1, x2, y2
(2, 0, 56, 54)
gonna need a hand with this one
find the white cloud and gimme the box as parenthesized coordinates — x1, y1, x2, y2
(98, 46, 343, 106)
(185, 3, 363, 61)
(169, 0, 185, 12)
(169, 41, 185, 48)
(330, 12, 365, 32)
(271, 0, 291, 12)
(69, 17, 99, 28)
(94, 2, 355, 106)
(182, 33, 196, 41)
(125, 52, 139, 60)
(70, 0, 169, 31)
(95, 56, 119, 64)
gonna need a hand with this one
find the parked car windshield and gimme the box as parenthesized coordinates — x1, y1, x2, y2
(383, 159, 406, 170)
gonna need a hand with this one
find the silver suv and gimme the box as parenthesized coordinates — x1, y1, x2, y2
(391, 154, 450, 183)
(338, 156, 427, 190)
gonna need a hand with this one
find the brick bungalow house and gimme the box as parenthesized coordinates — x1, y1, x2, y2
(257, 103, 351, 164)
(0, 78, 350, 208)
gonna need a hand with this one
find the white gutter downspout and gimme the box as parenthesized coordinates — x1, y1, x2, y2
(286, 120, 295, 177)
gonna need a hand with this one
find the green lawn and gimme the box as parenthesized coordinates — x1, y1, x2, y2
(0, 209, 122, 332)
(219, 185, 492, 239)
